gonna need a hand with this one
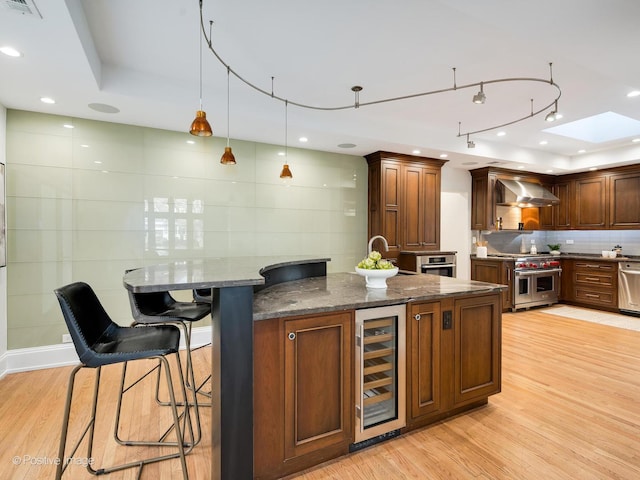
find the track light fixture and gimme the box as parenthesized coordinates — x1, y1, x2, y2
(467, 134, 475, 149)
(197, 4, 561, 151)
(190, 0, 212, 137)
(545, 100, 559, 122)
(220, 66, 236, 164)
(472, 82, 486, 104)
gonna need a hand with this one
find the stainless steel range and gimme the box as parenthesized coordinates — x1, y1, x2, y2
(513, 256, 562, 311)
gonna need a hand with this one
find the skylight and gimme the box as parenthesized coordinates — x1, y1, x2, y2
(543, 112, 640, 143)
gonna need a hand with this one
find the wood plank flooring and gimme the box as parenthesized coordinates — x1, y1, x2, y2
(1, 307, 639, 479)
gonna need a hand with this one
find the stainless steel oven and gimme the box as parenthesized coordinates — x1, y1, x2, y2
(513, 257, 561, 311)
(418, 254, 456, 277)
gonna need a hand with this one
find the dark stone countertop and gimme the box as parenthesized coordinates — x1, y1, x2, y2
(252, 271, 506, 321)
(470, 253, 637, 263)
(123, 255, 331, 292)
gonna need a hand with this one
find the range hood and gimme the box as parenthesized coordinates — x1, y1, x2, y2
(496, 179, 560, 207)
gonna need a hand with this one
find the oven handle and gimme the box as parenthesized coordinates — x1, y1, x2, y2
(514, 268, 562, 276)
(421, 263, 456, 268)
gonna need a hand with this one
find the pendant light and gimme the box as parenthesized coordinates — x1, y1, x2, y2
(220, 66, 236, 164)
(190, 1, 212, 137)
(280, 100, 293, 179)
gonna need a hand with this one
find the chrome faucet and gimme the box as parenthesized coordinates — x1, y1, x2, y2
(368, 235, 389, 255)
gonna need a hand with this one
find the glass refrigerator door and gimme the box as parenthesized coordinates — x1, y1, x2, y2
(355, 304, 406, 443)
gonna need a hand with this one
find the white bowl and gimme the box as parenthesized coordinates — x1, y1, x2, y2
(355, 267, 399, 289)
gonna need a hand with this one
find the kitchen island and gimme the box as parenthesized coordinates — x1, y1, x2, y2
(123, 257, 505, 480)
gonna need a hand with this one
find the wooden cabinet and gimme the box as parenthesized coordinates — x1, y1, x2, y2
(573, 176, 608, 228)
(470, 164, 640, 231)
(609, 170, 640, 228)
(367, 151, 446, 258)
(406, 294, 501, 428)
(470, 172, 497, 231)
(471, 258, 514, 311)
(254, 311, 353, 479)
(560, 258, 618, 311)
(406, 301, 442, 420)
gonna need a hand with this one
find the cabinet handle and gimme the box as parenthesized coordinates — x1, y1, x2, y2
(287, 332, 296, 341)
(414, 314, 421, 321)
(585, 277, 599, 282)
(585, 293, 600, 298)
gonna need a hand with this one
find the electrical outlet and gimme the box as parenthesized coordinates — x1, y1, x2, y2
(531, 239, 536, 244)
(566, 239, 574, 244)
(62, 333, 72, 343)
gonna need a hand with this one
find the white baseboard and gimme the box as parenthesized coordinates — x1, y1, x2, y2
(0, 326, 213, 377)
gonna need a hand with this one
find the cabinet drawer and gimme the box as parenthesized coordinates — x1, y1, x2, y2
(574, 262, 616, 273)
(574, 287, 615, 306)
(575, 272, 615, 287)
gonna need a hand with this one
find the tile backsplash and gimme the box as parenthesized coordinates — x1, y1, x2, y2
(477, 229, 640, 257)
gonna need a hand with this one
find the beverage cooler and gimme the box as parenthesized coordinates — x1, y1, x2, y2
(354, 304, 406, 444)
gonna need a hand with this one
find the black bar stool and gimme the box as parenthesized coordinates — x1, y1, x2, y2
(124, 271, 211, 445)
(54, 282, 193, 480)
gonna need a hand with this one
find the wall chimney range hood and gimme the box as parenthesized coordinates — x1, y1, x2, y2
(496, 179, 560, 207)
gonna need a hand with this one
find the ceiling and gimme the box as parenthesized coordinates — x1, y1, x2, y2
(1, 0, 640, 174)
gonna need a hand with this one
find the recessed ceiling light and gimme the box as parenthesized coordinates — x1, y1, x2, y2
(88, 103, 120, 114)
(589, 167, 597, 171)
(627, 91, 640, 98)
(40, 97, 55, 104)
(94, 160, 102, 164)
(517, 166, 525, 169)
(496, 131, 506, 137)
(412, 149, 421, 154)
(578, 149, 586, 153)
(546, 169, 553, 173)
(80, 144, 89, 148)
(299, 137, 308, 143)
(633, 138, 640, 143)
(539, 140, 548, 145)
(439, 153, 448, 158)
(0, 46, 21, 57)
(337, 143, 356, 148)
(63, 124, 74, 129)
(278, 151, 285, 156)
(186, 140, 195, 144)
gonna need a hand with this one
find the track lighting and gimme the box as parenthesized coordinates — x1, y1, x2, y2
(472, 82, 486, 104)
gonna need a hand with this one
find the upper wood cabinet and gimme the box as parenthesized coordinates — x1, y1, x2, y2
(609, 170, 640, 228)
(366, 152, 447, 257)
(572, 176, 608, 228)
(471, 164, 640, 231)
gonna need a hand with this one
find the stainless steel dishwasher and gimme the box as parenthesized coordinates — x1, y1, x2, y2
(619, 261, 640, 314)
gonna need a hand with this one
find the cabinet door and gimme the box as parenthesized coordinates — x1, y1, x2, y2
(379, 161, 402, 256)
(407, 301, 442, 421)
(453, 295, 501, 406)
(402, 164, 441, 251)
(609, 171, 640, 228)
(501, 262, 513, 311)
(402, 164, 424, 250)
(283, 312, 353, 459)
(554, 181, 572, 229)
(573, 177, 607, 228)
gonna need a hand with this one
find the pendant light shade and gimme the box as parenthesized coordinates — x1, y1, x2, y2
(221, 146, 236, 164)
(220, 66, 236, 164)
(190, 110, 213, 136)
(280, 163, 292, 178)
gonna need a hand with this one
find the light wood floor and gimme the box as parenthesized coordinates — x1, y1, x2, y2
(1, 307, 639, 479)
